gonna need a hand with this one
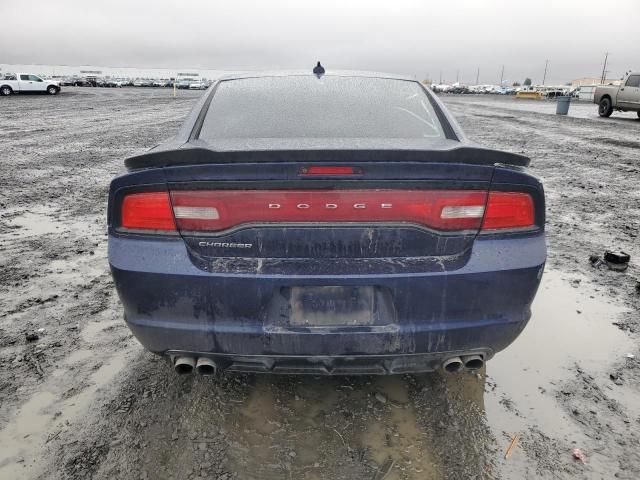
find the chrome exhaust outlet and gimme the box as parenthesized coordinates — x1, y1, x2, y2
(442, 356, 464, 373)
(462, 354, 484, 370)
(174, 356, 196, 375)
(195, 357, 217, 376)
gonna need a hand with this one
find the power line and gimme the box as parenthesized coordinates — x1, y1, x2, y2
(600, 52, 609, 84)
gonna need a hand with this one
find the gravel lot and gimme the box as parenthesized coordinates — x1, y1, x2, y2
(1, 88, 639, 480)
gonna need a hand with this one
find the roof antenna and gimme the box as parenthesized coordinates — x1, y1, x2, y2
(313, 61, 325, 76)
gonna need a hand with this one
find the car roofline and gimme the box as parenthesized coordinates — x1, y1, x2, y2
(213, 70, 418, 82)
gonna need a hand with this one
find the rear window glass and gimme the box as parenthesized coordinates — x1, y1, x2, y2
(198, 76, 445, 140)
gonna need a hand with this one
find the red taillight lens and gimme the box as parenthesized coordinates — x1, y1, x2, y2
(170, 190, 489, 232)
(119, 190, 537, 234)
(121, 192, 176, 231)
(482, 192, 535, 230)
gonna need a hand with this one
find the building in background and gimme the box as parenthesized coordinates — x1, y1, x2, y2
(571, 77, 622, 88)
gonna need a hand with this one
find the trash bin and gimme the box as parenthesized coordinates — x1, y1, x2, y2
(556, 96, 571, 115)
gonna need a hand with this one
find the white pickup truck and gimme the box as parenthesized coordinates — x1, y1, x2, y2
(594, 71, 640, 118)
(0, 73, 61, 96)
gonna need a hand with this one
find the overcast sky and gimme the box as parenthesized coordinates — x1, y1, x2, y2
(1, 0, 637, 84)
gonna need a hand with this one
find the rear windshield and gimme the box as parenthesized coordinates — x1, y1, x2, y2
(198, 76, 445, 140)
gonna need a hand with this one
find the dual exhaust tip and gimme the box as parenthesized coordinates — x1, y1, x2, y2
(442, 355, 484, 373)
(175, 354, 484, 375)
(174, 356, 218, 376)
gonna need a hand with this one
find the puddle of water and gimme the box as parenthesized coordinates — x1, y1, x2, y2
(226, 376, 342, 479)
(225, 375, 442, 480)
(361, 376, 440, 479)
(4, 208, 102, 238)
(0, 354, 128, 479)
(8, 213, 63, 236)
(0, 392, 57, 472)
(5, 207, 63, 236)
(486, 269, 631, 475)
(499, 270, 629, 373)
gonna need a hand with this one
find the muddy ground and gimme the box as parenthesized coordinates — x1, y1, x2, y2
(0, 88, 639, 480)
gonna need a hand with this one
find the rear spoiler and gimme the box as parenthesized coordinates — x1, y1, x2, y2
(125, 146, 530, 171)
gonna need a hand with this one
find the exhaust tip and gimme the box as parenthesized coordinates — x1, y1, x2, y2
(174, 356, 196, 375)
(462, 354, 484, 370)
(195, 357, 218, 376)
(442, 357, 464, 373)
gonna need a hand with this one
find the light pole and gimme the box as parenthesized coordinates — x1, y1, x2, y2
(600, 52, 609, 84)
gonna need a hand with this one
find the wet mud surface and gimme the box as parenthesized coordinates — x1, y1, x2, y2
(1, 89, 639, 479)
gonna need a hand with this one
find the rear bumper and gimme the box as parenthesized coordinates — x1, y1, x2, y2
(109, 234, 546, 367)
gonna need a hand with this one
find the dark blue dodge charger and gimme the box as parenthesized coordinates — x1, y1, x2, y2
(108, 70, 546, 376)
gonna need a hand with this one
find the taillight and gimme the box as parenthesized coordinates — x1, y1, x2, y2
(121, 192, 176, 231)
(118, 189, 536, 234)
(482, 192, 535, 231)
(170, 190, 489, 232)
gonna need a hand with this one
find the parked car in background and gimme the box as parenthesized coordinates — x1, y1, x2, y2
(71, 77, 94, 87)
(0, 73, 61, 96)
(133, 79, 153, 87)
(177, 77, 197, 89)
(83, 76, 100, 87)
(594, 72, 640, 118)
(108, 70, 546, 377)
(188, 80, 207, 90)
(104, 78, 123, 88)
(430, 83, 453, 93)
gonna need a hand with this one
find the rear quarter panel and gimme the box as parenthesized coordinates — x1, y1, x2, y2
(593, 86, 618, 105)
(1, 80, 20, 92)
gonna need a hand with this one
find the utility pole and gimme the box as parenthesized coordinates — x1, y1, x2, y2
(439, 71, 442, 84)
(600, 52, 609, 84)
(499, 65, 504, 86)
(542, 59, 549, 85)
(475, 67, 480, 85)
(456, 70, 459, 83)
